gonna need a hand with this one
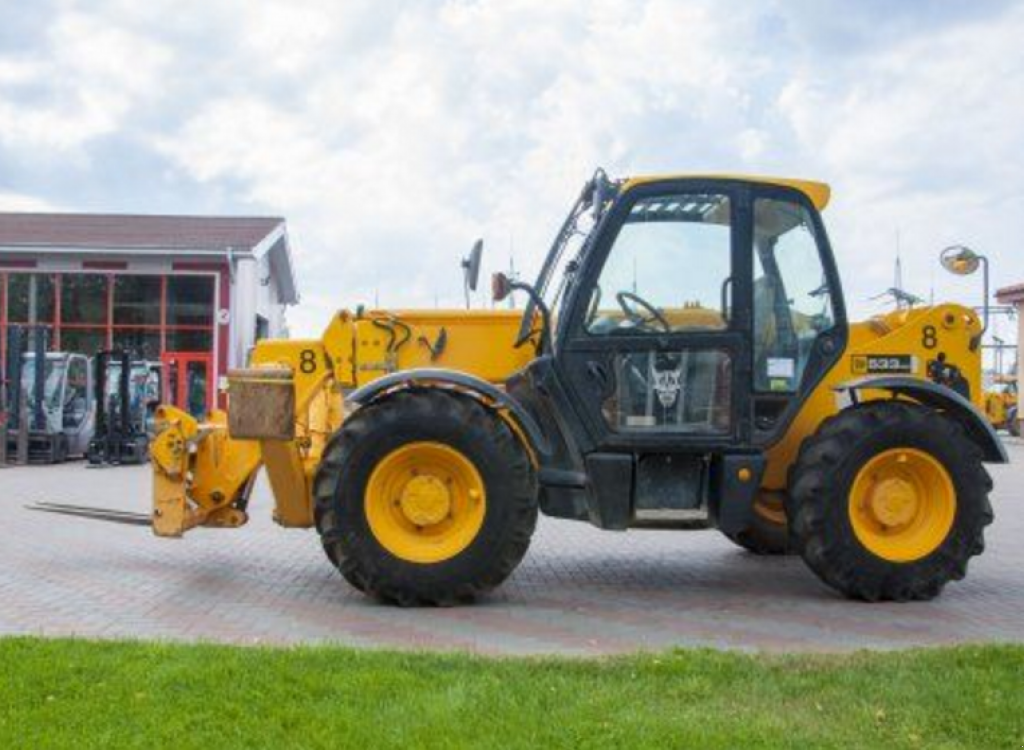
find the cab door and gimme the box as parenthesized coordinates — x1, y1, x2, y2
(747, 187, 846, 443)
(556, 180, 752, 451)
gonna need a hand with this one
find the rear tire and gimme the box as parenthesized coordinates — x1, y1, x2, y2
(788, 402, 993, 601)
(313, 389, 538, 605)
(724, 492, 791, 555)
(1008, 407, 1020, 437)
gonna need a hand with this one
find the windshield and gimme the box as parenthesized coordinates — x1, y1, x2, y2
(20, 356, 68, 430)
(518, 171, 618, 343)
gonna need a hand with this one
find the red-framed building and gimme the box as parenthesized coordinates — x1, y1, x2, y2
(996, 282, 1023, 433)
(0, 212, 298, 414)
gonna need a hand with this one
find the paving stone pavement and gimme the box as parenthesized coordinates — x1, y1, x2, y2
(1, 441, 1022, 655)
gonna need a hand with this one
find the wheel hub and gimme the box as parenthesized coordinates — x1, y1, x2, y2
(364, 441, 488, 564)
(399, 474, 451, 527)
(848, 447, 957, 562)
(867, 476, 919, 528)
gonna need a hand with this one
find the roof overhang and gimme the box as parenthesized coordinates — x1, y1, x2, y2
(996, 283, 1024, 305)
(251, 222, 299, 305)
(0, 218, 300, 306)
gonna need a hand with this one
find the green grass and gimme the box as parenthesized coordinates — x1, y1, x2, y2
(0, 639, 1021, 749)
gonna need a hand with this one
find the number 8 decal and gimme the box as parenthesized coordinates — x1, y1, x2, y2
(299, 349, 317, 374)
(922, 325, 937, 349)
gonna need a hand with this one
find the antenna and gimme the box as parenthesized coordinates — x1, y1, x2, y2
(874, 232, 921, 310)
(894, 228, 902, 294)
(507, 230, 516, 310)
(507, 255, 517, 310)
(870, 287, 923, 310)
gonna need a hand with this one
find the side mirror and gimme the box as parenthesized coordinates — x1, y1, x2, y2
(940, 245, 981, 276)
(462, 239, 483, 292)
(491, 272, 512, 302)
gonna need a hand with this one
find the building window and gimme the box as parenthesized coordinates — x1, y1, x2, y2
(61, 274, 108, 325)
(166, 329, 213, 352)
(167, 276, 214, 327)
(114, 276, 161, 325)
(7, 274, 55, 323)
(112, 329, 162, 360)
(60, 328, 108, 357)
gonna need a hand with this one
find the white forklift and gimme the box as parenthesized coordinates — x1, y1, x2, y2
(86, 350, 162, 465)
(3, 326, 94, 464)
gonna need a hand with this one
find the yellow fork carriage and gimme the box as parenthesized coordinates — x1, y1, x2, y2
(148, 171, 1006, 606)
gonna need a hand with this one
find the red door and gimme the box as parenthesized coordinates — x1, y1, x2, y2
(161, 352, 213, 420)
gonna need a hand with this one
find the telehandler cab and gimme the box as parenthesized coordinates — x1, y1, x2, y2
(144, 170, 1006, 605)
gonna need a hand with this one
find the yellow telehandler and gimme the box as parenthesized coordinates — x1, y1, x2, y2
(139, 170, 1005, 605)
(985, 374, 1019, 436)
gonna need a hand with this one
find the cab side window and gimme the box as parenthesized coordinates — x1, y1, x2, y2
(752, 198, 834, 392)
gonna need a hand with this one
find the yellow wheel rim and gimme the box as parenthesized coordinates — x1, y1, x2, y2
(365, 441, 486, 564)
(848, 448, 956, 563)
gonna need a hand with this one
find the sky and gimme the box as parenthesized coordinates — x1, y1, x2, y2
(0, 0, 1021, 346)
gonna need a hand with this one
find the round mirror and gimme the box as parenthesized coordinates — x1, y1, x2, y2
(491, 271, 512, 302)
(940, 245, 980, 276)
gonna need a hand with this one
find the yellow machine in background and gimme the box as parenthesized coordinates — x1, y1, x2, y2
(984, 375, 1019, 436)
(149, 170, 1006, 606)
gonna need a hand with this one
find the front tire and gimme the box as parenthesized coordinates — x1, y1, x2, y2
(313, 389, 538, 605)
(788, 402, 993, 601)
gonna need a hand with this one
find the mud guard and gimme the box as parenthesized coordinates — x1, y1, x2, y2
(836, 376, 1008, 463)
(346, 368, 551, 459)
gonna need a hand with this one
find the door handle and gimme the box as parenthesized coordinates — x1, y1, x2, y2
(586, 361, 610, 392)
(720, 276, 733, 325)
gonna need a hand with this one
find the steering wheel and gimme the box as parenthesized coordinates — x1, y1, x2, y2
(616, 291, 670, 332)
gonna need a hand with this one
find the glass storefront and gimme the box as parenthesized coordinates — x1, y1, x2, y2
(0, 272, 216, 371)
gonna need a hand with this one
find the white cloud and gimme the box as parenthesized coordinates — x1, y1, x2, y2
(0, 0, 1021, 350)
(774, 3, 1024, 311)
(0, 11, 171, 154)
(0, 190, 58, 212)
(153, 0, 767, 316)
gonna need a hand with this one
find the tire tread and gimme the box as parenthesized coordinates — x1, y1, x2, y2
(788, 401, 993, 601)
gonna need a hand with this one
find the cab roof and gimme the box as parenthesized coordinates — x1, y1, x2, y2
(621, 173, 831, 211)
